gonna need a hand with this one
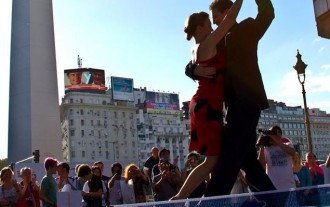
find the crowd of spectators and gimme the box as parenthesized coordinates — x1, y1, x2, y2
(1, 141, 330, 206)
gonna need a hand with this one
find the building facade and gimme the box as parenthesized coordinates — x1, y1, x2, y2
(258, 100, 330, 160)
(60, 87, 190, 169)
(60, 91, 138, 163)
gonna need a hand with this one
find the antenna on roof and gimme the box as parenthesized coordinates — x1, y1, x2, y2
(77, 55, 82, 68)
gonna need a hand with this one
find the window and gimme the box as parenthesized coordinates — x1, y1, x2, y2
(82, 151, 85, 158)
(122, 112, 125, 118)
(91, 120, 94, 126)
(81, 120, 84, 126)
(80, 109, 84, 115)
(81, 130, 84, 137)
(69, 109, 73, 115)
(70, 130, 75, 136)
(70, 120, 74, 126)
(71, 151, 75, 158)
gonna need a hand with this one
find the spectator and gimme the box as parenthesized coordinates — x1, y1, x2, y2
(0, 167, 22, 207)
(292, 153, 312, 187)
(56, 162, 76, 191)
(257, 125, 296, 190)
(76, 164, 90, 191)
(304, 152, 324, 185)
(39, 157, 59, 207)
(77, 164, 92, 206)
(17, 167, 41, 207)
(91, 166, 108, 207)
(319, 153, 330, 184)
(292, 153, 313, 206)
(181, 151, 208, 198)
(152, 160, 181, 201)
(93, 161, 110, 206)
(152, 148, 181, 180)
(124, 164, 149, 203)
(108, 162, 125, 205)
(143, 147, 159, 181)
(82, 166, 103, 207)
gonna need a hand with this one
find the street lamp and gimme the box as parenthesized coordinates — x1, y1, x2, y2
(293, 50, 313, 153)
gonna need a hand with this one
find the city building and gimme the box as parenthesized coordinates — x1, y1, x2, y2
(258, 100, 330, 160)
(60, 74, 189, 169)
(134, 88, 189, 169)
(60, 91, 138, 163)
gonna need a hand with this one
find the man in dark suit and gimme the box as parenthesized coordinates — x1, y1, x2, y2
(185, 0, 276, 196)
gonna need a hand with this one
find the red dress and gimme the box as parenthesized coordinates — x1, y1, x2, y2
(189, 51, 225, 156)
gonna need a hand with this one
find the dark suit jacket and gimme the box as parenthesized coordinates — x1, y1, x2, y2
(186, 0, 275, 111)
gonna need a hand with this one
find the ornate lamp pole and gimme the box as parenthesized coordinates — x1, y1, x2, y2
(293, 50, 312, 153)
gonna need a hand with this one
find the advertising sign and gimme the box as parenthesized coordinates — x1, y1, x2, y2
(145, 91, 180, 115)
(64, 68, 106, 94)
(111, 76, 134, 101)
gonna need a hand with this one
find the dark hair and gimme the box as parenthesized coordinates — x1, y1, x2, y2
(158, 148, 170, 158)
(187, 151, 200, 160)
(93, 161, 104, 166)
(111, 162, 122, 173)
(209, 0, 233, 13)
(269, 125, 282, 135)
(58, 162, 70, 173)
(77, 164, 91, 177)
(91, 165, 101, 174)
(44, 157, 58, 170)
(184, 12, 209, 41)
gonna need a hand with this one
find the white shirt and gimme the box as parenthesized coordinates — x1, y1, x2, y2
(264, 143, 296, 190)
(320, 164, 330, 184)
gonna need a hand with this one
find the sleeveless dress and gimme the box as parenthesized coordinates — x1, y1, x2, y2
(189, 51, 226, 156)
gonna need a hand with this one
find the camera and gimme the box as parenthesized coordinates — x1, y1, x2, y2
(256, 129, 277, 147)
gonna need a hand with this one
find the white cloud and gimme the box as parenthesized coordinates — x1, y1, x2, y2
(272, 69, 330, 113)
(321, 64, 330, 70)
(313, 38, 321, 43)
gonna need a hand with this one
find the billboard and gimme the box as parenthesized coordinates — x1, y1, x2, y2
(111, 76, 134, 101)
(145, 91, 180, 115)
(64, 68, 106, 94)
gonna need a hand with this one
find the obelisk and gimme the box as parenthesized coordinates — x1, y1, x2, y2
(8, 0, 62, 163)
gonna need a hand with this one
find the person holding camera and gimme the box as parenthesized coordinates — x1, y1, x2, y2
(152, 160, 181, 201)
(257, 125, 296, 190)
(17, 167, 41, 207)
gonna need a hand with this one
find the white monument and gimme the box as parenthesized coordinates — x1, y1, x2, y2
(8, 0, 62, 163)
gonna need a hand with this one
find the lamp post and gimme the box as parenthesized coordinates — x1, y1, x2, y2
(293, 50, 313, 153)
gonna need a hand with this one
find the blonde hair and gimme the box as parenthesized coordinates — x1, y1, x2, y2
(124, 163, 139, 182)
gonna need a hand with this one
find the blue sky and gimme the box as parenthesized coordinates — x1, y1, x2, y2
(1, 0, 329, 159)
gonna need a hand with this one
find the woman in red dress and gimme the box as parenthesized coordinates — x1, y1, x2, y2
(171, 0, 243, 200)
